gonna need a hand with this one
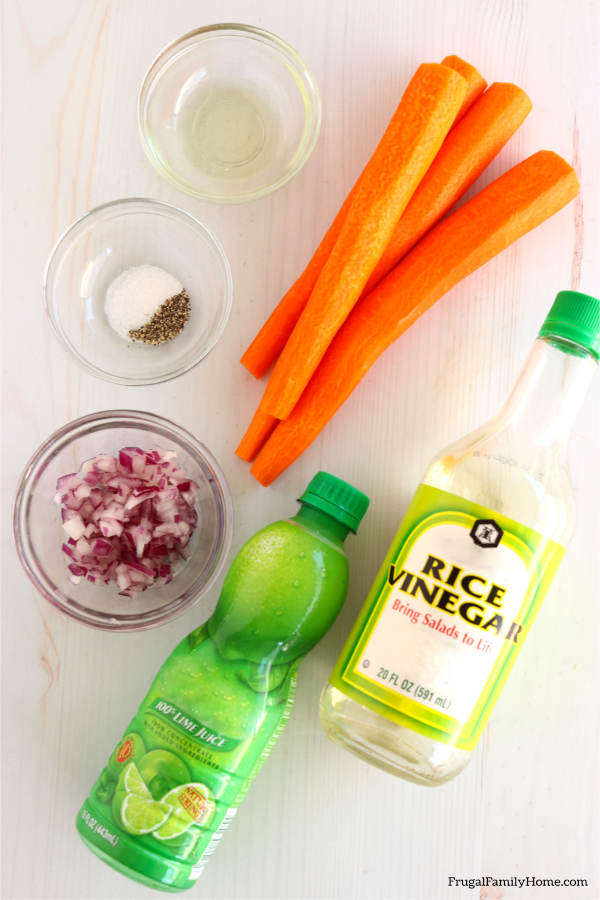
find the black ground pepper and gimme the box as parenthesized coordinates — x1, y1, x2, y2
(129, 290, 191, 345)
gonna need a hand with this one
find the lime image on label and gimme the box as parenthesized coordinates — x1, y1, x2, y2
(117, 762, 151, 799)
(95, 733, 149, 805)
(138, 750, 191, 800)
(154, 783, 215, 841)
(119, 794, 172, 836)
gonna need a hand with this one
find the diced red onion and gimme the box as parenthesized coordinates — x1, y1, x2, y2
(92, 539, 112, 557)
(62, 513, 87, 541)
(57, 473, 78, 492)
(55, 447, 199, 596)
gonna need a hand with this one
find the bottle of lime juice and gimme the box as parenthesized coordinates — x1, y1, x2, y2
(77, 472, 368, 891)
(321, 290, 600, 786)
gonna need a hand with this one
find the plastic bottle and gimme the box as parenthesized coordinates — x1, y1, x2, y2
(77, 472, 369, 890)
(320, 290, 600, 785)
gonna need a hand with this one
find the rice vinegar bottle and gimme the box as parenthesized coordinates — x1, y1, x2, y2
(320, 290, 600, 785)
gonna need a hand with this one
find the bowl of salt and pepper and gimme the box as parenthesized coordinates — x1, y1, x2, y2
(43, 198, 233, 386)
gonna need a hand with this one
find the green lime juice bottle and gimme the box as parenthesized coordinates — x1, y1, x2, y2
(76, 472, 369, 891)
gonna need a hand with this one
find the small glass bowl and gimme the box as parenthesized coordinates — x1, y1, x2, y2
(138, 23, 322, 203)
(43, 198, 233, 385)
(13, 410, 233, 631)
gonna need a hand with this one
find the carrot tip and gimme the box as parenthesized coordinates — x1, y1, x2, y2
(236, 409, 279, 462)
(249, 463, 273, 487)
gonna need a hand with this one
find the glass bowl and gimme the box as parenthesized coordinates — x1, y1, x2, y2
(43, 198, 233, 385)
(13, 410, 233, 631)
(138, 23, 322, 203)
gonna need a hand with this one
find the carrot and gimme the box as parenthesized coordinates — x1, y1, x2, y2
(251, 151, 579, 485)
(441, 55, 487, 121)
(236, 408, 278, 462)
(261, 64, 467, 420)
(239, 192, 354, 378)
(240, 56, 484, 380)
(238, 82, 529, 461)
(239, 57, 485, 386)
(362, 82, 532, 294)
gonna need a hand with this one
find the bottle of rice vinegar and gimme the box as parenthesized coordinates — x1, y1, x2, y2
(320, 290, 600, 785)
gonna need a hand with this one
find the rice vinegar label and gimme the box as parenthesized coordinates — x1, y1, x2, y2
(330, 485, 564, 751)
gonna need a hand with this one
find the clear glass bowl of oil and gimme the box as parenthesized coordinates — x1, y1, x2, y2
(137, 24, 322, 203)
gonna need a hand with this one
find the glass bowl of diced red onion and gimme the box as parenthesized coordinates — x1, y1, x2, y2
(13, 410, 233, 630)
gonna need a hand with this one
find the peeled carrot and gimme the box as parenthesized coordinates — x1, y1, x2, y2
(239, 192, 354, 379)
(236, 408, 278, 462)
(261, 64, 467, 420)
(363, 82, 532, 293)
(251, 151, 579, 485)
(237, 82, 529, 461)
(441, 55, 486, 121)
(240, 56, 484, 380)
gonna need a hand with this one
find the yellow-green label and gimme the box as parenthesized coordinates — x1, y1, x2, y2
(330, 485, 564, 751)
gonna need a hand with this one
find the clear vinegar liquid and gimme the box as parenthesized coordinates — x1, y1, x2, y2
(177, 83, 280, 180)
(321, 337, 595, 786)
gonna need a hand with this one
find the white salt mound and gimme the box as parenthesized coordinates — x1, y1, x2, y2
(105, 265, 184, 340)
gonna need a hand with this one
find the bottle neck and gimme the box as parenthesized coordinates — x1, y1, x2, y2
(492, 336, 597, 450)
(292, 505, 351, 545)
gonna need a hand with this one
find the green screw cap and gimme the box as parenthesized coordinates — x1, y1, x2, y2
(539, 290, 600, 359)
(298, 471, 369, 533)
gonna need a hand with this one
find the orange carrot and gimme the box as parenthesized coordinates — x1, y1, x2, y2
(238, 82, 529, 461)
(236, 408, 278, 462)
(363, 82, 532, 293)
(240, 192, 354, 378)
(261, 64, 467, 420)
(251, 151, 579, 485)
(441, 55, 486, 121)
(240, 56, 484, 379)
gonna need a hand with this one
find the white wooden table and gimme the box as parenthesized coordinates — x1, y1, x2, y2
(2, 2, 599, 898)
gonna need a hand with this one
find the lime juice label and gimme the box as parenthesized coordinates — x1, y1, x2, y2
(330, 485, 564, 751)
(76, 624, 298, 889)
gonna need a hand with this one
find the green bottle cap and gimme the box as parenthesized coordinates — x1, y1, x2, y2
(298, 471, 369, 533)
(538, 290, 600, 359)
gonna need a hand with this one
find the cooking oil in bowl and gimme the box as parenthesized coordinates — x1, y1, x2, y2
(178, 83, 281, 180)
(138, 24, 321, 202)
